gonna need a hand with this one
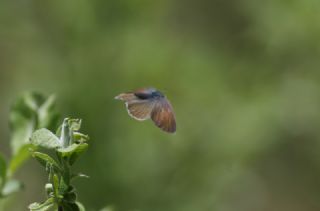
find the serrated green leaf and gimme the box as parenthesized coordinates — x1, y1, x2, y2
(57, 143, 88, 165)
(32, 152, 61, 172)
(30, 129, 61, 149)
(0, 153, 6, 189)
(28, 197, 54, 211)
(8, 144, 36, 176)
(1, 179, 23, 196)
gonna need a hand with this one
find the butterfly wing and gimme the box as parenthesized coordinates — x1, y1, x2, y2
(115, 92, 138, 101)
(115, 88, 154, 101)
(151, 98, 176, 133)
(126, 100, 155, 121)
(115, 92, 155, 121)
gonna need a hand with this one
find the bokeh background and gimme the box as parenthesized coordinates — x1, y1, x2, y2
(1, 0, 320, 210)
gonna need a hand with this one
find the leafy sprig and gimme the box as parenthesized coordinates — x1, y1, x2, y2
(29, 118, 89, 211)
(0, 92, 58, 202)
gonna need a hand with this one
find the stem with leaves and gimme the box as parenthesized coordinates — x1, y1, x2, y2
(0, 92, 59, 209)
(29, 118, 89, 211)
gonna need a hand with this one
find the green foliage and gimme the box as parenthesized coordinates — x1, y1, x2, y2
(8, 93, 59, 176)
(29, 198, 55, 211)
(57, 143, 88, 166)
(0, 92, 59, 203)
(30, 129, 61, 149)
(8, 144, 36, 177)
(1, 179, 23, 197)
(10, 93, 59, 155)
(31, 152, 61, 172)
(1, 93, 90, 210)
(29, 118, 89, 211)
(0, 154, 6, 193)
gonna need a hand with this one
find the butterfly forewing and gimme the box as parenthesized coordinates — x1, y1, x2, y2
(126, 100, 155, 121)
(151, 99, 176, 133)
(115, 93, 138, 101)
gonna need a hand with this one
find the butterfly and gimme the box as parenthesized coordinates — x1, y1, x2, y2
(115, 88, 176, 133)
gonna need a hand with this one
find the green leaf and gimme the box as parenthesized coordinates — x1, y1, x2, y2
(73, 132, 89, 144)
(37, 95, 59, 130)
(31, 152, 61, 172)
(0, 153, 6, 189)
(57, 143, 88, 165)
(64, 192, 77, 203)
(9, 94, 36, 154)
(28, 197, 54, 211)
(30, 129, 61, 149)
(69, 144, 88, 165)
(68, 119, 82, 131)
(1, 179, 23, 196)
(57, 143, 88, 156)
(10, 92, 59, 155)
(8, 144, 36, 176)
(10, 93, 45, 154)
(76, 201, 86, 211)
(62, 202, 81, 211)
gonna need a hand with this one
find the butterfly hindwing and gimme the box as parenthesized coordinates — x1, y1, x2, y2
(151, 98, 176, 133)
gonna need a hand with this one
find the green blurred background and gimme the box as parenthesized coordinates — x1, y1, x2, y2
(1, 0, 320, 210)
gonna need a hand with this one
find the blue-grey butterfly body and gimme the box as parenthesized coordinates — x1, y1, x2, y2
(115, 88, 176, 133)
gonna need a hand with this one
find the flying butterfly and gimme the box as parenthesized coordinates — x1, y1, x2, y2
(115, 88, 176, 133)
